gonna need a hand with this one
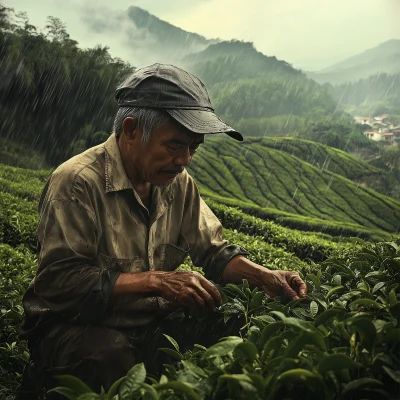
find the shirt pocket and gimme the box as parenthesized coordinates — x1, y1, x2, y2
(161, 233, 190, 271)
(97, 253, 142, 273)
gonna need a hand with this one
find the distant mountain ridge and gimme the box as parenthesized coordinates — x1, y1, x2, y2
(309, 39, 400, 84)
(321, 39, 400, 73)
(126, 6, 219, 64)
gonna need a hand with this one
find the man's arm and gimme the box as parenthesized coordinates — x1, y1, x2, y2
(178, 174, 306, 301)
(222, 256, 307, 300)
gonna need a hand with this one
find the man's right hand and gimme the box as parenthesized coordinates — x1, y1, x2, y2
(153, 271, 223, 313)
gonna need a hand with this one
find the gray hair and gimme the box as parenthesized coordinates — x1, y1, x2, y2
(113, 107, 170, 145)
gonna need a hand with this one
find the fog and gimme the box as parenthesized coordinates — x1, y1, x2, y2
(5, 0, 400, 70)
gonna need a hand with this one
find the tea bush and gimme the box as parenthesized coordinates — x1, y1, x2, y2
(51, 240, 400, 399)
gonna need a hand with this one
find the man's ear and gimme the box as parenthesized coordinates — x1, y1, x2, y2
(122, 117, 138, 143)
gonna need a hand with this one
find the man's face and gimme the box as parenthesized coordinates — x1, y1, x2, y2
(126, 119, 204, 187)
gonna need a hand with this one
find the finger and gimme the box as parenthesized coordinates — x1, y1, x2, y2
(197, 287, 217, 312)
(290, 276, 308, 297)
(192, 283, 217, 312)
(282, 281, 299, 300)
(188, 289, 207, 313)
(198, 277, 223, 306)
(179, 291, 198, 310)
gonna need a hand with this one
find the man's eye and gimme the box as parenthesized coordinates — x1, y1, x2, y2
(167, 145, 180, 151)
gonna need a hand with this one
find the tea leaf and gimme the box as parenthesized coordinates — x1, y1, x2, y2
(119, 363, 146, 398)
(314, 307, 346, 327)
(203, 336, 243, 358)
(310, 301, 319, 318)
(155, 381, 200, 400)
(163, 334, 180, 352)
(53, 375, 93, 396)
(341, 378, 383, 398)
(317, 353, 357, 373)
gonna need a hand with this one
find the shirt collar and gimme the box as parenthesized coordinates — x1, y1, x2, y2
(104, 133, 133, 193)
(103, 133, 174, 220)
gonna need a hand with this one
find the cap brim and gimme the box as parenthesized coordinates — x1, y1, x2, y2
(166, 109, 243, 141)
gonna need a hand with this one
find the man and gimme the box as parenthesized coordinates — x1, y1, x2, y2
(20, 64, 306, 397)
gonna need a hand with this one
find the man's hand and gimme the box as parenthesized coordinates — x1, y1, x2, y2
(223, 256, 307, 301)
(259, 269, 307, 300)
(154, 271, 223, 313)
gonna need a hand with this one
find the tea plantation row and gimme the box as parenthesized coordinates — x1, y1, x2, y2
(188, 137, 400, 233)
(244, 137, 380, 181)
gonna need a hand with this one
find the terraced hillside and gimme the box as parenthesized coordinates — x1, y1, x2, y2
(188, 136, 400, 235)
(245, 137, 382, 181)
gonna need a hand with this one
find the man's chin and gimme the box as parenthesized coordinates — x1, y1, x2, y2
(153, 173, 179, 188)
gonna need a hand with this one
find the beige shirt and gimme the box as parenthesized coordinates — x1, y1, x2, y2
(21, 134, 247, 337)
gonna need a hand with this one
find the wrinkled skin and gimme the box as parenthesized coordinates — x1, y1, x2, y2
(155, 271, 223, 313)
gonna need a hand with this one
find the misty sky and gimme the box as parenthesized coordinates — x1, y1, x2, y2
(5, 0, 400, 70)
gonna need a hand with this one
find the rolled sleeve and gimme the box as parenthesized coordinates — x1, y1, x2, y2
(207, 244, 249, 283)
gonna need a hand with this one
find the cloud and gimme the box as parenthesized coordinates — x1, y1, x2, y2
(5, 0, 400, 70)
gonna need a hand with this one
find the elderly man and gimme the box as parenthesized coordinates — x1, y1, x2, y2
(20, 64, 306, 397)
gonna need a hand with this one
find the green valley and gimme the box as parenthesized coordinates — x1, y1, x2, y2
(188, 136, 400, 237)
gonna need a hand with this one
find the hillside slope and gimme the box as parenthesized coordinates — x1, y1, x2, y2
(309, 39, 400, 84)
(188, 136, 400, 234)
(246, 137, 382, 181)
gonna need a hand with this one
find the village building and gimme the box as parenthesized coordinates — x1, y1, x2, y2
(357, 116, 400, 147)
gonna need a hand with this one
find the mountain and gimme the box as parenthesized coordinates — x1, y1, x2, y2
(308, 39, 400, 84)
(327, 72, 400, 116)
(125, 6, 218, 65)
(188, 136, 400, 236)
(182, 41, 300, 84)
(182, 41, 337, 133)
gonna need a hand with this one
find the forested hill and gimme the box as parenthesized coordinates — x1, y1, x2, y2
(188, 136, 400, 236)
(183, 41, 300, 84)
(183, 41, 337, 127)
(327, 72, 400, 116)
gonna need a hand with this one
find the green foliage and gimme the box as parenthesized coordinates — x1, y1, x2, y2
(0, 244, 36, 397)
(247, 137, 382, 181)
(51, 240, 400, 399)
(367, 147, 400, 201)
(183, 40, 336, 136)
(0, 192, 38, 251)
(0, 160, 399, 399)
(328, 73, 400, 116)
(234, 115, 307, 137)
(189, 136, 400, 236)
(210, 204, 342, 262)
(0, 8, 133, 165)
(0, 138, 49, 170)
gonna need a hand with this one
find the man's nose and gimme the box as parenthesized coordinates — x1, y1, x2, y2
(174, 147, 192, 167)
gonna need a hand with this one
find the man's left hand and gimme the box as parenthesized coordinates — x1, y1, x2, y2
(259, 269, 307, 300)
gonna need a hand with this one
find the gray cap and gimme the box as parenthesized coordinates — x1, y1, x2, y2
(115, 63, 243, 141)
